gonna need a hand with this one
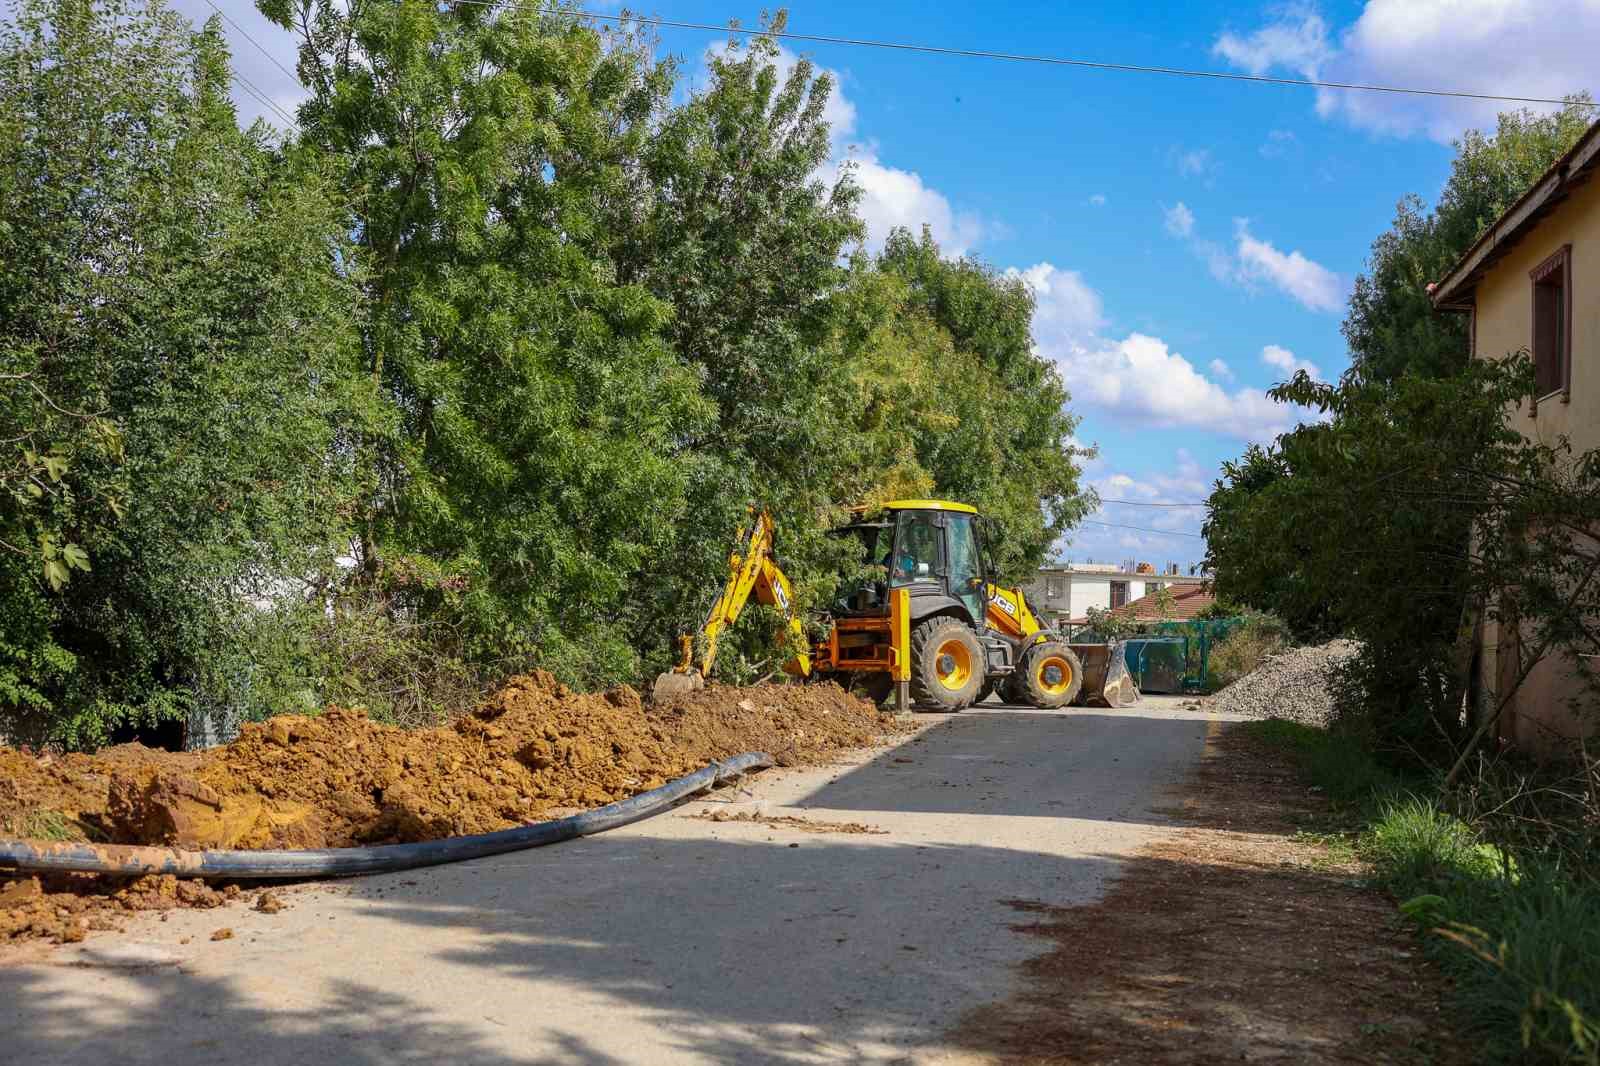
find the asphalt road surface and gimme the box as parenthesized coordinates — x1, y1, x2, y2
(2, 697, 1223, 1065)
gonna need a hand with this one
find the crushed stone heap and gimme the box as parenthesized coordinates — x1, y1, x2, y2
(1205, 640, 1362, 727)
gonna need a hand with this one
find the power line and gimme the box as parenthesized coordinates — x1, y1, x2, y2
(199, 0, 301, 129)
(228, 70, 298, 130)
(453, 0, 1597, 111)
(1075, 515, 1203, 534)
(204, 0, 302, 89)
(1097, 498, 1207, 508)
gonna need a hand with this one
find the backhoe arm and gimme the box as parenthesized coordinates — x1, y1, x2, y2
(673, 511, 811, 680)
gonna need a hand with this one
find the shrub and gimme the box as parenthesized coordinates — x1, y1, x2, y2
(1207, 609, 1293, 691)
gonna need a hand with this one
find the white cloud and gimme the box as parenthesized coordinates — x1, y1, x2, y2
(1163, 201, 1196, 238)
(1014, 264, 1321, 442)
(1213, 7, 1332, 78)
(1172, 147, 1217, 179)
(1259, 129, 1299, 158)
(1260, 344, 1322, 380)
(728, 43, 983, 256)
(1234, 221, 1344, 312)
(1208, 358, 1235, 381)
(1214, 2, 1600, 142)
(1088, 193, 1108, 207)
(1008, 263, 1107, 349)
(1057, 332, 1315, 440)
(829, 152, 985, 255)
(1056, 449, 1215, 565)
(1162, 206, 1338, 313)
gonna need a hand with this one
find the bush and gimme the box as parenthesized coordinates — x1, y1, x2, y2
(1207, 609, 1292, 691)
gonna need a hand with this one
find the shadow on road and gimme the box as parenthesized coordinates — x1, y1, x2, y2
(0, 707, 1214, 1064)
(793, 707, 1210, 820)
(0, 835, 1129, 1065)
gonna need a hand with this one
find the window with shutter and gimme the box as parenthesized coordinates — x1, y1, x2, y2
(1530, 245, 1572, 411)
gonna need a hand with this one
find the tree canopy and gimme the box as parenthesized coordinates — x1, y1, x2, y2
(1206, 103, 1600, 762)
(0, 0, 1088, 746)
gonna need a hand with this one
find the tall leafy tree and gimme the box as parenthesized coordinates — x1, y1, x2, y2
(1, 0, 367, 745)
(1344, 99, 1593, 385)
(871, 229, 1089, 580)
(263, 0, 715, 685)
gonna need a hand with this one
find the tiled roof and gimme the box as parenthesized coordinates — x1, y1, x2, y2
(1106, 584, 1215, 621)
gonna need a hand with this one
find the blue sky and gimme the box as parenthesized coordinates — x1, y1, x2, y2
(181, 0, 1598, 571)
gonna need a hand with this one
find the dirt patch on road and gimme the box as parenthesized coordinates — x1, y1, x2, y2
(2, 675, 895, 945)
(688, 809, 889, 835)
(952, 723, 1466, 1065)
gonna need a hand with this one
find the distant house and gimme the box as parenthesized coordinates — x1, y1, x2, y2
(1106, 583, 1215, 623)
(1022, 561, 1205, 627)
(1430, 118, 1600, 755)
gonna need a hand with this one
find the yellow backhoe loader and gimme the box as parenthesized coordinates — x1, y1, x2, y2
(654, 500, 1121, 711)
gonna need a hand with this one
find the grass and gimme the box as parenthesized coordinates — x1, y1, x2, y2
(1241, 719, 1600, 1066)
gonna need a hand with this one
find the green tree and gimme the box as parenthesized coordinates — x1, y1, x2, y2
(1206, 358, 1600, 761)
(871, 228, 1089, 580)
(1, 0, 368, 745)
(1344, 99, 1593, 385)
(600, 21, 869, 665)
(264, 0, 716, 687)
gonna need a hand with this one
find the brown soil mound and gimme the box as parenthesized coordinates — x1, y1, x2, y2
(2, 675, 893, 944)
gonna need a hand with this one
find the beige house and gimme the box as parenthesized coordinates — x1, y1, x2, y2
(1431, 119, 1600, 754)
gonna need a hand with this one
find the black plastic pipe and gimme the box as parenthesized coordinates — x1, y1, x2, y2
(0, 752, 772, 880)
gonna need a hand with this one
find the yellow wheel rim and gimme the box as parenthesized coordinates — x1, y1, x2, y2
(934, 638, 973, 690)
(1036, 654, 1074, 696)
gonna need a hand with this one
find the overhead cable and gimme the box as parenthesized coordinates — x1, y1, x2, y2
(451, 0, 1598, 111)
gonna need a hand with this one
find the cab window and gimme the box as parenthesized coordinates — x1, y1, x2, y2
(946, 513, 984, 618)
(889, 511, 944, 586)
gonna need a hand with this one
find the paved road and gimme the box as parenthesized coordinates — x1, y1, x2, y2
(2, 698, 1222, 1065)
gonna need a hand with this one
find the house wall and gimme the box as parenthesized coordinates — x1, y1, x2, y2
(1468, 175, 1600, 755)
(1021, 571, 1185, 625)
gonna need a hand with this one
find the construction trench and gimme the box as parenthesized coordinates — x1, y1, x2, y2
(0, 673, 899, 943)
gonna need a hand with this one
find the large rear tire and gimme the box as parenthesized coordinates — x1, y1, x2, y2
(909, 617, 985, 711)
(1016, 642, 1084, 709)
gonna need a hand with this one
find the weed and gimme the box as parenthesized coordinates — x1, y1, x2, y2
(2, 807, 81, 842)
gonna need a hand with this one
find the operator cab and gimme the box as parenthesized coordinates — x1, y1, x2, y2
(832, 500, 989, 623)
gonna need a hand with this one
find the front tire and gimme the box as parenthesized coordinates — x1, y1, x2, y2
(1015, 642, 1084, 709)
(909, 617, 985, 711)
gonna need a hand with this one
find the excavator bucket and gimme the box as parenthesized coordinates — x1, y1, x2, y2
(1067, 641, 1140, 708)
(650, 669, 704, 702)
(652, 634, 706, 703)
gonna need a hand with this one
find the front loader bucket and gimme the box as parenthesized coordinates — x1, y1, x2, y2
(1067, 642, 1140, 708)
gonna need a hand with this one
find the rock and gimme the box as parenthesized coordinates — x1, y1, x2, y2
(254, 891, 285, 914)
(210, 927, 234, 941)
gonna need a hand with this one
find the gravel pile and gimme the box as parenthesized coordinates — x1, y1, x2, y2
(1206, 639, 1361, 726)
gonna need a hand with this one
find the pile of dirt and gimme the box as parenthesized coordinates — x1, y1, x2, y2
(1205, 638, 1361, 726)
(0, 872, 242, 945)
(2, 674, 894, 943)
